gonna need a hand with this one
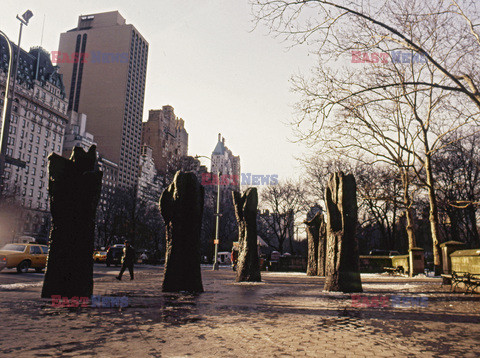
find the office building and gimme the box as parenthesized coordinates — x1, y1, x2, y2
(58, 11, 148, 189)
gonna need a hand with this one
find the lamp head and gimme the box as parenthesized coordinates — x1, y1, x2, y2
(17, 10, 33, 25)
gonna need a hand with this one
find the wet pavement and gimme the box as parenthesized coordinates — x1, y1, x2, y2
(0, 266, 479, 357)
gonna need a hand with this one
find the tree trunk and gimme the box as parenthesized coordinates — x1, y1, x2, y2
(160, 171, 204, 293)
(233, 188, 261, 282)
(425, 155, 442, 275)
(41, 146, 103, 299)
(305, 213, 321, 276)
(467, 205, 479, 248)
(323, 172, 362, 292)
(401, 167, 417, 251)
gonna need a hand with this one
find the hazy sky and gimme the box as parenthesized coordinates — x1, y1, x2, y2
(3, 1, 315, 181)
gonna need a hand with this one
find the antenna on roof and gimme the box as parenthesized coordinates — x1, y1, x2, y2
(40, 14, 46, 46)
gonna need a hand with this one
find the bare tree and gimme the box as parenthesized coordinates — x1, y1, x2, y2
(434, 129, 480, 247)
(259, 180, 309, 253)
(252, 0, 480, 273)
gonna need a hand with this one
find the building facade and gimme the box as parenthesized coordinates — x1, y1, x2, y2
(142, 105, 188, 175)
(62, 111, 95, 157)
(57, 11, 148, 189)
(0, 42, 68, 238)
(137, 145, 161, 207)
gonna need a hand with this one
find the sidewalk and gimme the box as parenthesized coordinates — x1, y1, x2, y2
(0, 267, 479, 357)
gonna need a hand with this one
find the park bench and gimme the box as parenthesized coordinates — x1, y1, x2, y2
(441, 271, 480, 294)
(383, 266, 404, 275)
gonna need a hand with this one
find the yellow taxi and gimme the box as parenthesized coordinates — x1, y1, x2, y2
(93, 250, 107, 263)
(0, 243, 49, 273)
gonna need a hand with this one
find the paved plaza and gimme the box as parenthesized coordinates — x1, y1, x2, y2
(0, 266, 479, 357)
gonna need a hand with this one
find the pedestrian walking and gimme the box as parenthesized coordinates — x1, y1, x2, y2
(116, 240, 135, 280)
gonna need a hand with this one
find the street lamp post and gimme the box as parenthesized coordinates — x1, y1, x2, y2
(195, 155, 222, 270)
(212, 170, 221, 270)
(0, 10, 33, 194)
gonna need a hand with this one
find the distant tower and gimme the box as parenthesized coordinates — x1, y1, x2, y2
(211, 134, 240, 178)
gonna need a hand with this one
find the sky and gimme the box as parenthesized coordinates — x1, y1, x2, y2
(2, 0, 315, 181)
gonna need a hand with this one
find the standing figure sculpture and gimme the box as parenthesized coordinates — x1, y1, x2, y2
(323, 172, 362, 293)
(41, 146, 103, 299)
(160, 171, 204, 293)
(232, 188, 261, 282)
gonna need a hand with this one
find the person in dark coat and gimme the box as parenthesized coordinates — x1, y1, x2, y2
(116, 240, 135, 280)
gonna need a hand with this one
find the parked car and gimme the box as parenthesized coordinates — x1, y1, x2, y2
(106, 245, 124, 267)
(93, 250, 108, 263)
(0, 243, 49, 273)
(369, 249, 401, 256)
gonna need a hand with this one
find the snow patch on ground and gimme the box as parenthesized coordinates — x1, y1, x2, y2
(232, 281, 267, 285)
(0, 282, 43, 290)
(263, 272, 307, 276)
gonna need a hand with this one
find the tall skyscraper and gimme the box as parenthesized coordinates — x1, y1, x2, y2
(57, 11, 148, 189)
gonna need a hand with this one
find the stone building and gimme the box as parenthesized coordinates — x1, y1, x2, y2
(0, 43, 68, 239)
(142, 105, 188, 175)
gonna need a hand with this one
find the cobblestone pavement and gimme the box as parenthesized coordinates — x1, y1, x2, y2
(0, 266, 479, 357)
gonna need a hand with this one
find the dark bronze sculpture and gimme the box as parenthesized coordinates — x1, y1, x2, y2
(305, 212, 321, 276)
(41, 146, 102, 299)
(232, 188, 261, 282)
(160, 171, 204, 292)
(317, 213, 327, 276)
(323, 172, 362, 292)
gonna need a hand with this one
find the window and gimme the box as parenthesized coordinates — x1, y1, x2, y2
(30, 245, 41, 255)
